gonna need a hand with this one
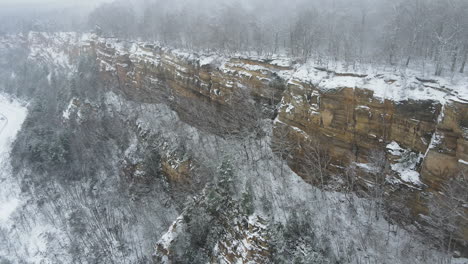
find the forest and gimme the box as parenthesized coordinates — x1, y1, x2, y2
(1, 0, 468, 76)
(0, 0, 467, 263)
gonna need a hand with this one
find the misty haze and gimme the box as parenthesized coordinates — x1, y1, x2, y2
(0, 0, 467, 263)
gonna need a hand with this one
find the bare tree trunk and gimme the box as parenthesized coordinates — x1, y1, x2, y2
(460, 46, 467, 73)
(450, 46, 458, 72)
(274, 32, 279, 54)
(289, 29, 294, 56)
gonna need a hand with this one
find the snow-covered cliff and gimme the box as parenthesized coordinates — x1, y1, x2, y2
(0, 32, 467, 263)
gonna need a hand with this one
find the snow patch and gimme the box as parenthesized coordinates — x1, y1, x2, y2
(386, 141, 423, 186)
(199, 55, 218, 66)
(387, 141, 404, 156)
(62, 98, 76, 120)
(285, 103, 294, 113)
(0, 198, 19, 223)
(355, 162, 378, 173)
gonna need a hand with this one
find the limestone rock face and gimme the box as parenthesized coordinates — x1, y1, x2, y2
(88, 39, 294, 137)
(276, 79, 446, 172)
(94, 40, 291, 110)
(274, 72, 468, 251)
(421, 101, 468, 186)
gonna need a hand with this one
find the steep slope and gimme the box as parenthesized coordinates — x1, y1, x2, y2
(0, 94, 32, 262)
(0, 32, 467, 263)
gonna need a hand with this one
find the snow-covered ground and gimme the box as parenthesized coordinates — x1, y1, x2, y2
(0, 94, 77, 263)
(291, 60, 468, 104)
(0, 93, 27, 223)
(0, 93, 29, 260)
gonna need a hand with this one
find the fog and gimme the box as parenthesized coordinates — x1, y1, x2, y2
(0, 0, 467, 263)
(0, 0, 467, 76)
(0, 0, 111, 33)
(84, 0, 467, 75)
(0, 0, 112, 7)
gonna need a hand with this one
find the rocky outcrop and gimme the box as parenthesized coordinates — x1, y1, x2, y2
(422, 101, 468, 186)
(86, 36, 468, 190)
(92, 39, 292, 135)
(161, 152, 192, 184)
(274, 69, 468, 251)
(275, 68, 468, 182)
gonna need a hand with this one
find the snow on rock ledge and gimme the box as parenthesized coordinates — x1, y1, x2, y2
(386, 141, 424, 186)
(291, 61, 468, 104)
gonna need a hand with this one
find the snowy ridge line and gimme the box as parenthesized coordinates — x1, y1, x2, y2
(91, 36, 468, 105)
(291, 62, 468, 104)
(7, 31, 468, 106)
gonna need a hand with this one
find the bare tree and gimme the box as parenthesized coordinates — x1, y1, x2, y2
(296, 136, 331, 188)
(429, 169, 468, 255)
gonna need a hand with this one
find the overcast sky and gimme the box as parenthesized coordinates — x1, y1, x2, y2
(0, 0, 113, 8)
